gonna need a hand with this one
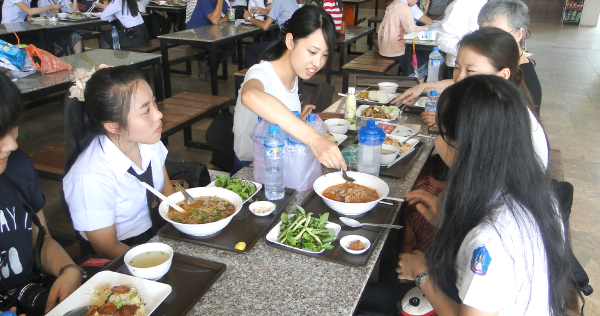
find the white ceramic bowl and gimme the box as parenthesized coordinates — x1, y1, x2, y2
(312, 171, 389, 216)
(249, 201, 276, 216)
(159, 187, 243, 237)
(124, 243, 173, 280)
(380, 144, 399, 165)
(159, 0, 167, 4)
(340, 235, 371, 255)
(378, 82, 399, 94)
(57, 13, 68, 18)
(324, 118, 350, 134)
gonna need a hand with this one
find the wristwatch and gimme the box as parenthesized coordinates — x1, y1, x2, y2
(59, 264, 87, 279)
(415, 271, 429, 289)
(247, 16, 252, 21)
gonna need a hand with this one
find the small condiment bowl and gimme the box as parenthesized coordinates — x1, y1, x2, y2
(249, 201, 276, 216)
(57, 13, 68, 18)
(124, 243, 173, 281)
(380, 144, 399, 165)
(325, 118, 350, 134)
(159, 0, 167, 4)
(378, 82, 399, 94)
(340, 235, 371, 255)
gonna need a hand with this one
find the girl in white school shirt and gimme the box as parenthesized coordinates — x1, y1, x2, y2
(62, 66, 175, 260)
(1, 0, 62, 23)
(94, 0, 148, 49)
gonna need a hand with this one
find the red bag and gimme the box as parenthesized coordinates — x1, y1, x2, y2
(26, 45, 72, 73)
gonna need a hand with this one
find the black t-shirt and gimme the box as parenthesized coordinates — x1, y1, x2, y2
(520, 60, 542, 106)
(0, 149, 45, 293)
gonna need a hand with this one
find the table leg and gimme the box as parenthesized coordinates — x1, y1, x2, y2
(161, 40, 172, 98)
(152, 63, 164, 101)
(339, 44, 346, 74)
(237, 39, 243, 71)
(353, 4, 359, 26)
(209, 44, 219, 96)
(404, 45, 413, 77)
(375, 0, 379, 16)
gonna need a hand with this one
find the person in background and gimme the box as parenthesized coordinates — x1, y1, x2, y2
(248, 0, 271, 19)
(377, 0, 430, 75)
(37, 0, 83, 56)
(1, 0, 62, 23)
(95, 0, 149, 48)
(397, 75, 569, 316)
(478, 0, 542, 115)
(0, 73, 83, 315)
(230, 0, 248, 19)
(63, 66, 175, 260)
(322, 0, 344, 33)
(406, 0, 433, 26)
(243, 0, 300, 68)
(234, 5, 345, 173)
(186, 0, 228, 29)
(426, 0, 447, 17)
(137, 0, 173, 38)
(435, 0, 487, 78)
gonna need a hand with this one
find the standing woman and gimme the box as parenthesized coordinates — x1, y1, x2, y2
(63, 66, 175, 259)
(94, 0, 148, 49)
(234, 5, 346, 172)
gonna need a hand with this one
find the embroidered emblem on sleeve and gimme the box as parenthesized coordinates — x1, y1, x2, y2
(470, 245, 492, 276)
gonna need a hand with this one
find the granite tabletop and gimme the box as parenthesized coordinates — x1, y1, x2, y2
(158, 21, 277, 43)
(15, 49, 160, 96)
(336, 25, 374, 45)
(150, 98, 434, 315)
(0, 18, 107, 36)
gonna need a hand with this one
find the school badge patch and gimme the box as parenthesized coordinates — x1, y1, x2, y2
(470, 246, 492, 276)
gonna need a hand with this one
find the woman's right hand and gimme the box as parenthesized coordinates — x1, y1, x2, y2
(93, 1, 106, 9)
(307, 136, 347, 170)
(392, 83, 427, 105)
(50, 3, 63, 10)
(404, 189, 440, 225)
(421, 111, 436, 127)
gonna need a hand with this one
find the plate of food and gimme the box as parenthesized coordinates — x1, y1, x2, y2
(31, 16, 50, 23)
(68, 11, 85, 19)
(382, 135, 419, 164)
(356, 104, 400, 122)
(207, 174, 261, 204)
(46, 271, 172, 316)
(83, 12, 102, 18)
(375, 122, 414, 136)
(266, 207, 340, 254)
(326, 131, 348, 145)
(356, 90, 397, 105)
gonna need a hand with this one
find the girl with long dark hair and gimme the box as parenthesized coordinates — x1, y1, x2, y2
(62, 66, 175, 259)
(397, 75, 569, 316)
(94, 0, 148, 48)
(234, 5, 346, 172)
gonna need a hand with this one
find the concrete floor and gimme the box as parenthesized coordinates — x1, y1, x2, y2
(16, 19, 600, 314)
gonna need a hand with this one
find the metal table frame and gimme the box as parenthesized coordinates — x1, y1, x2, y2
(342, 0, 380, 25)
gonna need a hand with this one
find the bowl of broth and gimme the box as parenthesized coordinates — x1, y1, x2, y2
(124, 243, 173, 280)
(380, 144, 399, 165)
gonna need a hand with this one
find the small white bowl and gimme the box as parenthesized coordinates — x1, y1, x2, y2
(159, 0, 167, 4)
(340, 235, 371, 255)
(124, 243, 173, 281)
(249, 201, 276, 216)
(378, 82, 399, 94)
(380, 144, 399, 165)
(324, 118, 350, 134)
(57, 13, 68, 18)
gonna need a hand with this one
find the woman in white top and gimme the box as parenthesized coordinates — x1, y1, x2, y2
(398, 75, 569, 316)
(62, 66, 175, 259)
(94, 0, 148, 49)
(1, 0, 62, 23)
(233, 5, 345, 173)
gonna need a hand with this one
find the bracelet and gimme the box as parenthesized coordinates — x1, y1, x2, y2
(59, 264, 87, 279)
(415, 271, 429, 289)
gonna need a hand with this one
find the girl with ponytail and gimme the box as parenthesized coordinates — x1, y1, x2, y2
(94, 0, 148, 49)
(233, 5, 346, 173)
(63, 66, 175, 259)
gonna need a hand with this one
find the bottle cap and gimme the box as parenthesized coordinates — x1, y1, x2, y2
(269, 124, 280, 133)
(348, 87, 355, 94)
(307, 114, 317, 122)
(258, 116, 263, 122)
(357, 120, 386, 145)
(433, 47, 439, 51)
(113, 26, 116, 29)
(430, 90, 438, 96)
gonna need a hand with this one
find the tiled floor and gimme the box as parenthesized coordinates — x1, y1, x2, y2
(15, 19, 600, 314)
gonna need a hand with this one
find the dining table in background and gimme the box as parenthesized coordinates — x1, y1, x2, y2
(146, 1, 187, 35)
(158, 21, 278, 97)
(342, 0, 380, 26)
(402, 30, 438, 77)
(327, 25, 375, 83)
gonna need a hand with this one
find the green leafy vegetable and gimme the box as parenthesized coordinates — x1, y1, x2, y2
(214, 175, 257, 202)
(276, 206, 337, 252)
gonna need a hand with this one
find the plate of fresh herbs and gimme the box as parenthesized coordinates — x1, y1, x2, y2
(207, 175, 261, 204)
(266, 206, 340, 254)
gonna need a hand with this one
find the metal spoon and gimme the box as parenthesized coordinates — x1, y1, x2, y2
(401, 133, 418, 145)
(63, 305, 90, 316)
(139, 182, 186, 212)
(174, 182, 197, 204)
(339, 217, 403, 229)
(341, 169, 355, 182)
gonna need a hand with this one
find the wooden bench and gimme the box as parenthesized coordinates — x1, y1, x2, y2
(367, 16, 383, 49)
(234, 68, 249, 99)
(29, 92, 231, 181)
(341, 50, 398, 93)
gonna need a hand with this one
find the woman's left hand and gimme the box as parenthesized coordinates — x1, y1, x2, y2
(397, 250, 427, 281)
(45, 268, 83, 313)
(243, 10, 252, 20)
(300, 104, 315, 121)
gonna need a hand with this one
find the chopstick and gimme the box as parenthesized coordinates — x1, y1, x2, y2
(139, 181, 186, 212)
(383, 197, 404, 202)
(86, 4, 96, 13)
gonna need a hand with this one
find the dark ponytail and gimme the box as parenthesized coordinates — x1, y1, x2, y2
(0, 73, 23, 138)
(122, 0, 139, 17)
(64, 66, 145, 173)
(263, 5, 336, 71)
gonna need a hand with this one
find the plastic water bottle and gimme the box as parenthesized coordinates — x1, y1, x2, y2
(111, 26, 121, 50)
(307, 114, 318, 133)
(426, 47, 442, 82)
(264, 124, 284, 200)
(289, 112, 302, 144)
(425, 91, 438, 112)
(251, 117, 268, 184)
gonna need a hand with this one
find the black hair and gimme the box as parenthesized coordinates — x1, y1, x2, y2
(0, 73, 23, 138)
(263, 5, 336, 71)
(64, 66, 145, 174)
(429, 75, 569, 316)
(122, 0, 139, 17)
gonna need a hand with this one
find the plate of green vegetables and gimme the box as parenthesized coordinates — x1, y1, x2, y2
(266, 206, 340, 254)
(207, 175, 262, 204)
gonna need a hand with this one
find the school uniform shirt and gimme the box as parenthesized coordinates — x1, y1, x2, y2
(38, 0, 73, 17)
(1, 0, 31, 23)
(100, 0, 144, 28)
(378, 0, 428, 57)
(455, 198, 553, 315)
(63, 135, 168, 241)
(399, 0, 423, 24)
(137, 0, 149, 14)
(436, 0, 487, 67)
(233, 60, 301, 161)
(186, 0, 229, 30)
(267, 0, 298, 27)
(323, 0, 342, 32)
(230, 0, 247, 6)
(0, 149, 45, 293)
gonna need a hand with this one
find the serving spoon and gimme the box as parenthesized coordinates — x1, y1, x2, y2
(339, 217, 403, 229)
(174, 182, 197, 204)
(63, 305, 90, 316)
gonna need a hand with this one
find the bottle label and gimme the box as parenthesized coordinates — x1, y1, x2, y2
(429, 59, 443, 67)
(264, 145, 283, 159)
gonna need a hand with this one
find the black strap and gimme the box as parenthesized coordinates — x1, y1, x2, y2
(126, 162, 167, 235)
(0, 175, 46, 274)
